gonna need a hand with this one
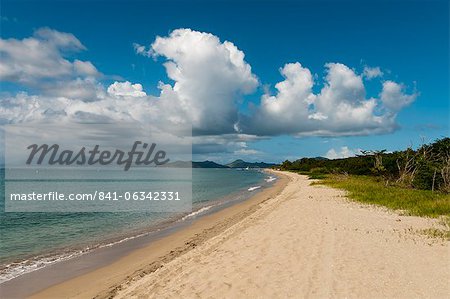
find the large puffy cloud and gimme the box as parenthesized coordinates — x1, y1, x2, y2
(242, 62, 315, 135)
(312, 63, 388, 135)
(1, 28, 418, 148)
(140, 28, 259, 134)
(0, 27, 100, 84)
(242, 62, 416, 136)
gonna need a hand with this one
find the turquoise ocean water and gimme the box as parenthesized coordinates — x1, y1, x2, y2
(0, 168, 275, 282)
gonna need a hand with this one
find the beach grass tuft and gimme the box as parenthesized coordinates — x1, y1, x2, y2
(311, 174, 450, 218)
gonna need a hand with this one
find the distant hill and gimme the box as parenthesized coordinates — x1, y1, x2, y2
(226, 159, 278, 169)
(163, 160, 228, 168)
(192, 161, 229, 168)
(163, 159, 278, 168)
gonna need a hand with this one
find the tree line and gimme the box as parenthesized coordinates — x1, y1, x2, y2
(280, 137, 450, 193)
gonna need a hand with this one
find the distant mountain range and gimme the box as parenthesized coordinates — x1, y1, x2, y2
(164, 159, 278, 169)
(225, 159, 278, 168)
(164, 160, 228, 168)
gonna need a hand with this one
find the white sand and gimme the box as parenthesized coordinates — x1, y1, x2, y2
(116, 171, 449, 298)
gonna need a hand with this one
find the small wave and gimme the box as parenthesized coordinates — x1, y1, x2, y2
(0, 250, 87, 283)
(248, 186, 261, 191)
(0, 201, 232, 283)
(97, 231, 154, 249)
(0, 172, 269, 283)
(0, 230, 158, 283)
(265, 176, 277, 183)
(180, 205, 214, 221)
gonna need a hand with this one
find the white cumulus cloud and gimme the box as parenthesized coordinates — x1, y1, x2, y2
(242, 62, 315, 135)
(0, 27, 100, 84)
(380, 80, 417, 111)
(325, 146, 361, 159)
(0, 28, 420, 153)
(243, 62, 411, 136)
(107, 81, 147, 97)
(148, 28, 259, 134)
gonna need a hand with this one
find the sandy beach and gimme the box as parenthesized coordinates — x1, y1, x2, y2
(2, 2, 448, 298)
(6, 171, 449, 298)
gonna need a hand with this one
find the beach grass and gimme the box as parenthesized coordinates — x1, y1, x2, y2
(310, 174, 450, 218)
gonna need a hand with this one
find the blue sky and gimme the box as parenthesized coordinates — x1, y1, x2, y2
(1, 0, 449, 163)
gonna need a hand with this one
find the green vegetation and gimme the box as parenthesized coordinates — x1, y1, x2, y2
(281, 137, 450, 193)
(226, 159, 277, 168)
(310, 174, 450, 240)
(313, 175, 450, 218)
(283, 138, 450, 239)
(421, 227, 450, 240)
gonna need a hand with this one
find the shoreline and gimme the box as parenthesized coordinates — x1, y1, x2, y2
(0, 170, 271, 284)
(0, 170, 288, 298)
